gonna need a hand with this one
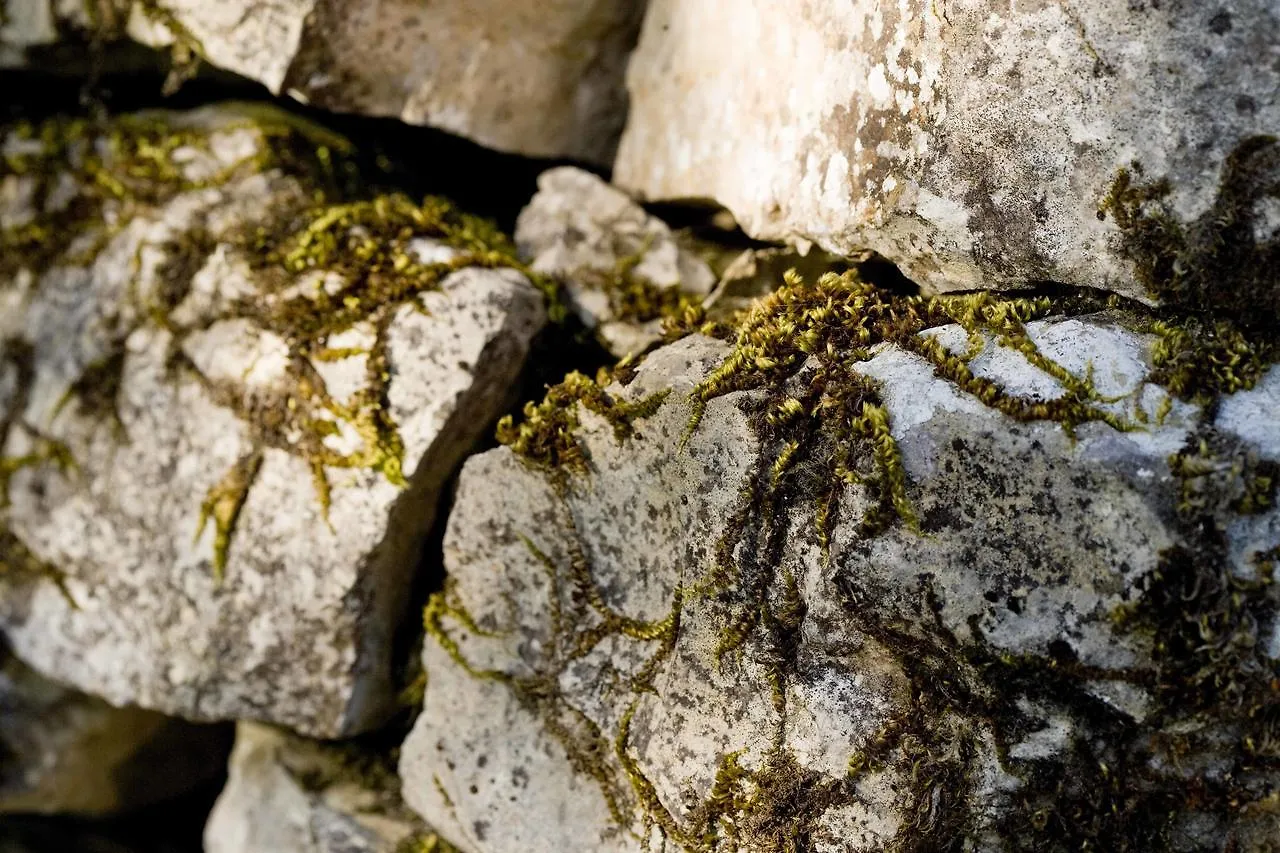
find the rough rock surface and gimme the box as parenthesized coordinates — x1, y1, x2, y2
(401, 308, 1280, 851)
(0, 0, 644, 163)
(516, 167, 716, 356)
(0, 643, 232, 815)
(615, 0, 1280, 300)
(0, 106, 546, 737)
(205, 721, 438, 853)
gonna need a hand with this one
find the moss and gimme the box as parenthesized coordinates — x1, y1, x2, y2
(1100, 135, 1280, 324)
(473, 260, 1280, 850)
(495, 364, 667, 473)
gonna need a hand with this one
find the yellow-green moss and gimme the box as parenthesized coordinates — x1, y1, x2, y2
(1, 108, 552, 581)
(476, 261, 1280, 851)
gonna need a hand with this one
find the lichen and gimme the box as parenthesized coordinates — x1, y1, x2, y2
(1, 107, 552, 581)
(464, 261, 1280, 850)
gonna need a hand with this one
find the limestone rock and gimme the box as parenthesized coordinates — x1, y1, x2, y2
(401, 292, 1280, 851)
(204, 721, 443, 853)
(615, 0, 1280, 305)
(0, 106, 546, 737)
(1, 0, 644, 163)
(515, 167, 715, 356)
(0, 643, 232, 816)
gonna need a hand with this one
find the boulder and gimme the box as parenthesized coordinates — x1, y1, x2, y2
(2, 0, 643, 163)
(515, 166, 716, 357)
(614, 0, 1280, 308)
(400, 273, 1280, 851)
(0, 105, 546, 737)
(204, 721, 448, 853)
(0, 642, 231, 816)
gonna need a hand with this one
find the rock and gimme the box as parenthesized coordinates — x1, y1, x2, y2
(515, 167, 716, 357)
(204, 721, 447, 853)
(400, 274, 1280, 851)
(0, 105, 546, 737)
(614, 0, 1280, 307)
(2, 0, 644, 163)
(0, 642, 232, 816)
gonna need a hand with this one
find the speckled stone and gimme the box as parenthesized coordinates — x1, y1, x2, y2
(400, 319, 1280, 852)
(615, 0, 1280, 297)
(515, 167, 715, 357)
(0, 107, 546, 737)
(204, 722, 429, 853)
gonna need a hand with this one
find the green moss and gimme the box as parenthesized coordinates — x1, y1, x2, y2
(495, 365, 667, 473)
(474, 261, 1280, 850)
(1, 107, 554, 581)
(1100, 135, 1280, 323)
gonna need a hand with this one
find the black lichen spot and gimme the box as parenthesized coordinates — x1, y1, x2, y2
(1100, 135, 1280, 324)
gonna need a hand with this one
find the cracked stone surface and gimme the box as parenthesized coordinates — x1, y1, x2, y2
(615, 0, 1280, 297)
(400, 319, 1280, 852)
(204, 721, 431, 853)
(0, 106, 547, 737)
(0, 643, 232, 816)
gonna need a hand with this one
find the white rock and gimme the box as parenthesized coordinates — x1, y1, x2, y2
(0, 645, 231, 816)
(0, 107, 547, 737)
(516, 167, 715, 357)
(204, 722, 431, 853)
(400, 313, 1280, 851)
(615, 0, 1280, 297)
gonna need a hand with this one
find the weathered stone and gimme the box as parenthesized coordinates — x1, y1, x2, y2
(401, 290, 1280, 851)
(0, 106, 546, 737)
(204, 721, 445, 853)
(615, 0, 1280, 304)
(0, 642, 232, 816)
(1, 0, 644, 163)
(516, 167, 715, 357)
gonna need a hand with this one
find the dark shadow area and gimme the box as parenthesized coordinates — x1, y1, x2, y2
(0, 776, 225, 853)
(5, 40, 588, 233)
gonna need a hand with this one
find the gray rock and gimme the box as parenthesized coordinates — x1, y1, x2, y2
(400, 300, 1280, 851)
(0, 106, 546, 737)
(515, 167, 715, 357)
(2, 0, 644, 163)
(0, 643, 231, 816)
(204, 721, 441, 853)
(614, 0, 1280, 302)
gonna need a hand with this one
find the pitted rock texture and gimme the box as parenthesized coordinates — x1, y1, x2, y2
(516, 166, 716, 357)
(205, 721, 438, 853)
(614, 0, 1280, 300)
(1, 0, 644, 163)
(0, 643, 232, 816)
(401, 319, 1280, 852)
(0, 106, 546, 737)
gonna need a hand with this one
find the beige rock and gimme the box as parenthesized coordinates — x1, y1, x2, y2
(1, 0, 644, 163)
(615, 0, 1280, 300)
(204, 722, 435, 853)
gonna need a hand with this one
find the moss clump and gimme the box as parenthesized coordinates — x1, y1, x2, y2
(1100, 135, 1280, 324)
(495, 363, 666, 473)
(2, 107, 552, 581)
(476, 262, 1280, 851)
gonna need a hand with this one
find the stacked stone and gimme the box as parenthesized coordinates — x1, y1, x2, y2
(1, 2, 1277, 852)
